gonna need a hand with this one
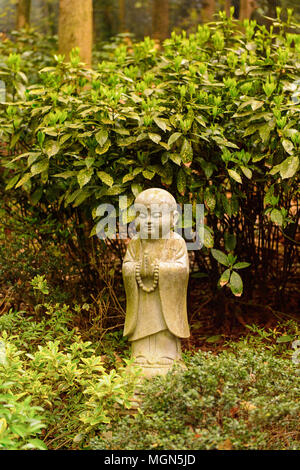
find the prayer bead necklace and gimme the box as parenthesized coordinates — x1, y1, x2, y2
(135, 262, 159, 293)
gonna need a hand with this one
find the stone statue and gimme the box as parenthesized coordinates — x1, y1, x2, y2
(122, 188, 190, 377)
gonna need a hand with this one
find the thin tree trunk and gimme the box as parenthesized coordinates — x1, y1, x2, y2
(58, 0, 93, 68)
(152, 0, 169, 42)
(119, 0, 126, 33)
(42, 0, 58, 35)
(202, 0, 216, 23)
(225, 0, 231, 17)
(16, 0, 31, 29)
(45, 0, 57, 35)
(239, 0, 257, 21)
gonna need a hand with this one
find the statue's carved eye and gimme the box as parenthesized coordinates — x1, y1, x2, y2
(152, 212, 161, 218)
(138, 212, 147, 219)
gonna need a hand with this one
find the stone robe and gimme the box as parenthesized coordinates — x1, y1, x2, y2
(122, 232, 190, 342)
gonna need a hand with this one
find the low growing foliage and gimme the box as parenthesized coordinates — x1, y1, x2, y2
(0, 393, 47, 450)
(90, 339, 300, 450)
(0, 302, 299, 450)
(0, 306, 141, 450)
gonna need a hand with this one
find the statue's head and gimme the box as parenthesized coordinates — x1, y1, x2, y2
(134, 188, 178, 239)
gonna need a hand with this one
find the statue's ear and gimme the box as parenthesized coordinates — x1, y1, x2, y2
(173, 210, 179, 227)
(135, 219, 140, 232)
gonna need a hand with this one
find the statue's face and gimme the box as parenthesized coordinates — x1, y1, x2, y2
(135, 202, 177, 239)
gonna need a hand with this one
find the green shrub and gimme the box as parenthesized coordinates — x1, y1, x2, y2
(0, 304, 76, 352)
(0, 393, 47, 450)
(244, 319, 300, 359)
(0, 301, 298, 450)
(0, 335, 47, 450)
(0, 29, 57, 95)
(0, 12, 299, 301)
(0, 321, 141, 449)
(90, 338, 300, 450)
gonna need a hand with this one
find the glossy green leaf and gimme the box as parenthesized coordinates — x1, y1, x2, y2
(31, 159, 49, 176)
(96, 140, 111, 154)
(219, 269, 231, 287)
(229, 271, 243, 296)
(282, 139, 294, 155)
(180, 138, 193, 163)
(279, 156, 299, 179)
(148, 133, 161, 144)
(228, 169, 242, 184)
(211, 249, 229, 266)
(232, 262, 251, 270)
(168, 132, 182, 147)
(95, 128, 109, 147)
(177, 169, 186, 195)
(203, 225, 214, 248)
(270, 208, 283, 226)
(77, 168, 93, 188)
(276, 335, 294, 343)
(97, 171, 114, 187)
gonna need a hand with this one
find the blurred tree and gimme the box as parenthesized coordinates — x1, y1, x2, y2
(170, 0, 203, 33)
(152, 0, 169, 41)
(224, 0, 231, 16)
(0, 0, 299, 44)
(252, 0, 300, 26)
(58, 0, 93, 67)
(119, 0, 126, 32)
(0, 0, 15, 32)
(126, 0, 152, 40)
(16, 0, 31, 28)
(201, 0, 215, 22)
(43, 0, 58, 35)
(231, 0, 240, 17)
(93, 0, 119, 43)
(29, 0, 59, 35)
(239, 0, 257, 20)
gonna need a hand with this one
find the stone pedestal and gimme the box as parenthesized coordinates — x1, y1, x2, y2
(131, 330, 184, 377)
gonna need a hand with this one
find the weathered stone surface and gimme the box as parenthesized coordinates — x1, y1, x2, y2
(122, 188, 190, 377)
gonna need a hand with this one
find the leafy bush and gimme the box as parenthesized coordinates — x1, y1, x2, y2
(0, 304, 76, 352)
(0, 300, 298, 450)
(0, 29, 57, 95)
(0, 393, 47, 450)
(0, 12, 299, 303)
(245, 319, 300, 359)
(0, 311, 141, 449)
(90, 337, 300, 450)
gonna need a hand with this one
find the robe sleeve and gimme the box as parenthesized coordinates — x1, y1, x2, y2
(158, 237, 190, 338)
(122, 239, 139, 337)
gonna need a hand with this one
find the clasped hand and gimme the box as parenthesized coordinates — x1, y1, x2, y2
(139, 253, 157, 278)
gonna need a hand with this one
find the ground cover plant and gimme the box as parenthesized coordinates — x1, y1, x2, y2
(0, 302, 299, 450)
(0, 302, 141, 450)
(90, 337, 300, 451)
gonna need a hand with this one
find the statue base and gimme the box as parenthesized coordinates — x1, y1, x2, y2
(129, 329, 185, 378)
(132, 358, 186, 379)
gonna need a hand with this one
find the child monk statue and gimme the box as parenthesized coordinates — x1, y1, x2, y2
(122, 188, 190, 377)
